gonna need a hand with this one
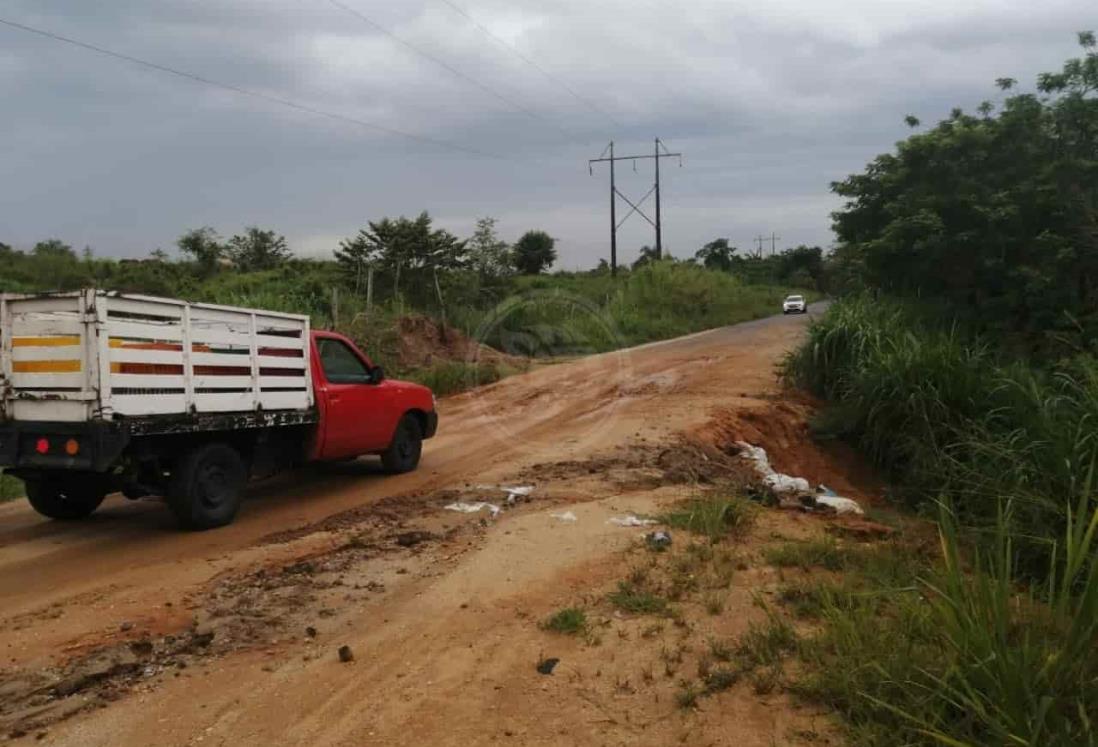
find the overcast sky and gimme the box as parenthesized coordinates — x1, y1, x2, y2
(0, 1, 1092, 269)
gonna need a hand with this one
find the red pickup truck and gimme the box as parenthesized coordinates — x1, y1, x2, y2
(0, 290, 438, 529)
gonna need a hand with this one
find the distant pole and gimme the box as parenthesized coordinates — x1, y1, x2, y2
(609, 141, 617, 276)
(366, 266, 374, 310)
(770, 232, 781, 256)
(655, 137, 662, 260)
(754, 235, 766, 258)
(589, 139, 683, 272)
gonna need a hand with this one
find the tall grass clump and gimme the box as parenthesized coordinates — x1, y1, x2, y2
(797, 499, 1098, 746)
(783, 297, 1098, 566)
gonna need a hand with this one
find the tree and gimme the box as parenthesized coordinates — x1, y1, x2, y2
(695, 238, 738, 272)
(830, 32, 1098, 350)
(335, 212, 468, 303)
(466, 217, 512, 278)
(177, 227, 224, 276)
(226, 227, 291, 272)
(512, 230, 556, 274)
(631, 245, 659, 270)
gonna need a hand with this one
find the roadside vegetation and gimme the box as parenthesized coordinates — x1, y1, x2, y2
(780, 33, 1098, 745)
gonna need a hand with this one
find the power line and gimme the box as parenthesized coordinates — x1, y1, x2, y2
(0, 16, 500, 159)
(435, 0, 622, 129)
(326, 0, 574, 139)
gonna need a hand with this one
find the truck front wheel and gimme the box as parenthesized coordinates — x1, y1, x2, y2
(25, 478, 107, 520)
(169, 443, 246, 530)
(380, 415, 422, 474)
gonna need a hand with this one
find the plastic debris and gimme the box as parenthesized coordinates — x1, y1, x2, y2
(607, 515, 658, 527)
(550, 511, 578, 522)
(763, 473, 811, 494)
(817, 484, 839, 497)
(645, 530, 672, 550)
(444, 502, 501, 517)
(502, 485, 534, 501)
(736, 441, 811, 495)
(815, 495, 864, 516)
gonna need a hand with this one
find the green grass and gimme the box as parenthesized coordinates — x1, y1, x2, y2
(607, 581, 669, 615)
(661, 494, 758, 542)
(405, 360, 516, 396)
(541, 607, 588, 635)
(764, 538, 850, 571)
(0, 472, 24, 503)
(790, 499, 1098, 746)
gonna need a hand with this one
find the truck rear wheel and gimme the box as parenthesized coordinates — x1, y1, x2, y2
(381, 415, 422, 474)
(168, 443, 246, 530)
(25, 478, 107, 520)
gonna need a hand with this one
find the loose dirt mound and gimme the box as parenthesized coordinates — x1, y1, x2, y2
(394, 315, 518, 369)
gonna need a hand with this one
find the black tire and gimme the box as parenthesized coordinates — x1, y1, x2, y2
(25, 478, 106, 520)
(168, 443, 246, 530)
(380, 415, 422, 474)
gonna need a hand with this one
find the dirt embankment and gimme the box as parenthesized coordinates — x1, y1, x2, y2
(0, 308, 884, 746)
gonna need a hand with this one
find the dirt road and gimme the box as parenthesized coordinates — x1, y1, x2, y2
(0, 307, 864, 745)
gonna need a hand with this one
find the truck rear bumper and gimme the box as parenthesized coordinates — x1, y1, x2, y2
(0, 421, 129, 474)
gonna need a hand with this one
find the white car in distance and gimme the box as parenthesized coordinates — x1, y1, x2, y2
(782, 294, 808, 314)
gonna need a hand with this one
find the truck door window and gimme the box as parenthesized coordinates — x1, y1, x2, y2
(317, 339, 370, 384)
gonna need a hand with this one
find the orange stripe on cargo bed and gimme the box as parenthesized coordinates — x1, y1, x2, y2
(12, 360, 81, 373)
(12, 336, 80, 347)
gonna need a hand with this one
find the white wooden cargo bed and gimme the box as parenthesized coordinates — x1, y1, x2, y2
(0, 290, 314, 422)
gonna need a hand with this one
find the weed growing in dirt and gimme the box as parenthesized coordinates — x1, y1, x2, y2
(676, 683, 701, 709)
(541, 607, 588, 635)
(764, 538, 849, 571)
(704, 593, 725, 615)
(708, 639, 734, 662)
(608, 582, 668, 615)
(735, 612, 798, 672)
(662, 494, 758, 542)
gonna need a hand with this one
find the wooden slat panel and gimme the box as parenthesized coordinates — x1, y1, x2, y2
(193, 391, 254, 412)
(254, 316, 306, 331)
(187, 326, 253, 346)
(188, 307, 253, 325)
(6, 297, 82, 314)
(257, 354, 306, 368)
(105, 296, 183, 319)
(256, 376, 308, 388)
(257, 391, 312, 410)
(105, 319, 183, 342)
(192, 375, 253, 389)
(109, 374, 187, 390)
(11, 319, 84, 337)
(189, 351, 252, 367)
(11, 346, 85, 362)
(108, 349, 183, 365)
(111, 393, 188, 416)
(11, 373, 86, 389)
(256, 333, 306, 349)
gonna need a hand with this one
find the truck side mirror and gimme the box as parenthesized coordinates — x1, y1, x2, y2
(369, 366, 385, 385)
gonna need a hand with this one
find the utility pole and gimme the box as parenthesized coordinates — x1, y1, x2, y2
(609, 141, 617, 275)
(655, 138, 662, 259)
(589, 139, 683, 274)
(754, 235, 767, 258)
(769, 232, 781, 256)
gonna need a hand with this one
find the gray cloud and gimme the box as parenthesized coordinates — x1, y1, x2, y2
(0, 0, 1092, 267)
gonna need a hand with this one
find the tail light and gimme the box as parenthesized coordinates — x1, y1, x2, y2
(35, 438, 50, 454)
(65, 439, 80, 456)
